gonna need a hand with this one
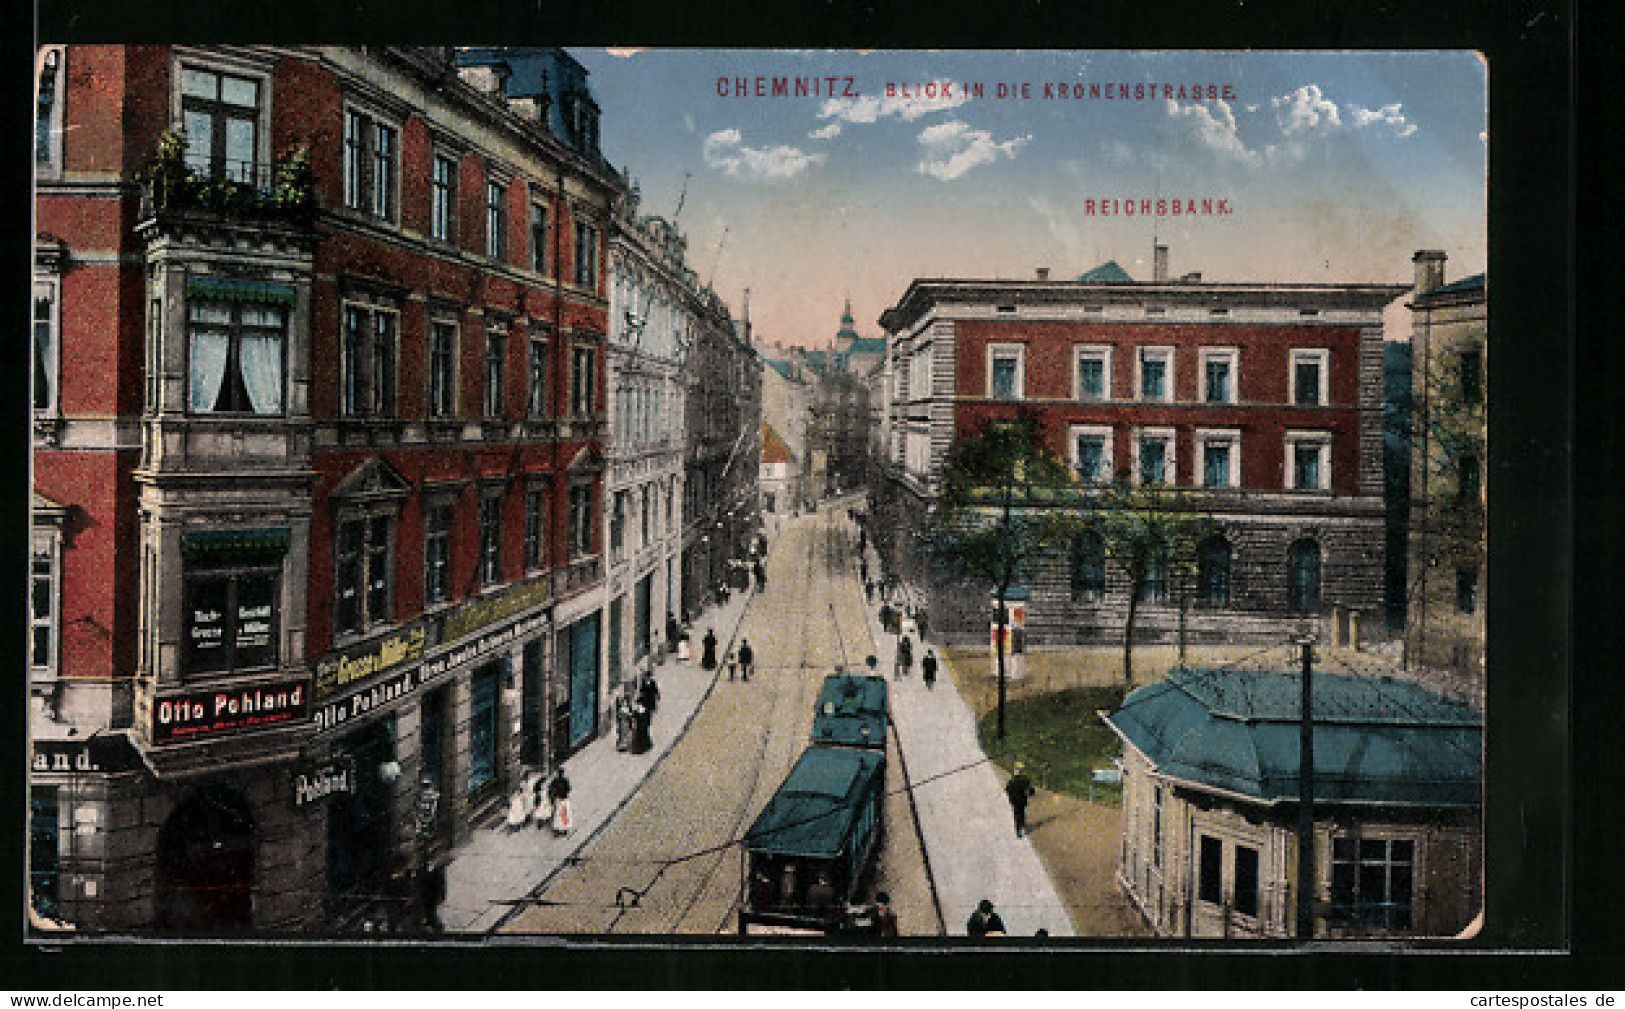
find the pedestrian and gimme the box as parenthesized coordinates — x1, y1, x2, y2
(916, 609, 930, 642)
(1006, 761, 1036, 838)
(666, 614, 680, 654)
(859, 558, 869, 585)
(639, 672, 661, 716)
(873, 891, 899, 937)
(701, 628, 718, 670)
(531, 774, 553, 829)
(417, 857, 447, 932)
(878, 602, 895, 635)
(737, 639, 755, 681)
(547, 767, 573, 837)
(921, 649, 938, 689)
(894, 634, 913, 680)
(966, 898, 1006, 937)
(864, 579, 874, 604)
(807, 872, 837, 919)
(753, 559, 767, 592)
(614, 690, 633, 751)
(630, 700, 652, 753)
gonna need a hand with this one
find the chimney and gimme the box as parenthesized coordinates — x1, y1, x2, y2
(1153, 242, 1169, 282)
(1035, 267, 1050, 281)
(1413, 249, 1447, 297)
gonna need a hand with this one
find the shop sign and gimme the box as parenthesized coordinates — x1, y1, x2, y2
(420, 611, 549, 680)
(30, 734, 140, 774)
(314, 624, 429, 700)
(314, 667, 421, 735)
(292, 756, 355, 808)
(151, 678, 309, 745)
(439, 576, 551, 646)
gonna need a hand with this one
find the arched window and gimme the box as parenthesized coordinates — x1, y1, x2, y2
(1288, 539, 1322, 611)
(1070, 530, 1105, 601)
(36, 48, 62, 169)
(1198, 535, 1232, 606)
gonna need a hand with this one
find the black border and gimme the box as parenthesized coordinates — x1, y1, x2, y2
(11, 0, 1591, 990)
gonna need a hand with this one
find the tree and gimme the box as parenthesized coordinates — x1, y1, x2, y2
(932, 413, 1083, 740)
(1085, 476, 1217, 690)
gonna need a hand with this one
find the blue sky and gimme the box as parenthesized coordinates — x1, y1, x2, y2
(572, 49, 1487, 349)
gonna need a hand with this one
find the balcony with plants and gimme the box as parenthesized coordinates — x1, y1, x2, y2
(140, 129, 316, 225)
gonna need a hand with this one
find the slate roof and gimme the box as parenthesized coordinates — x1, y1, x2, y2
(1077, 260, 1135, 283)
(1105, 667, 1482, 807)
(1430, 273, 1485, 297)
(764, 358, 799, 382)
(745, 747, 885, 858)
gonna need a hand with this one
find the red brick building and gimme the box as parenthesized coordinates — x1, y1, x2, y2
(873, 250, 1406, 646)
(31, 45, 615, 932)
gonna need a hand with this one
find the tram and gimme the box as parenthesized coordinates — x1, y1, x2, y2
(738, 745, 886, 935)
(809, 672, 889, 750)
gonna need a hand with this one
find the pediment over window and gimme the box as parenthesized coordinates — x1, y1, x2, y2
(565, 445, 605, 473)
(31, 492, 68, 528)
(329, 456, 412, 504)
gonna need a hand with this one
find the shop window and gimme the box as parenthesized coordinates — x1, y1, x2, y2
(334, 513, 393, 637)
(1198, 834, 1222, 905)
(328, 719, 393, 897)
(190, 300, 286, 415)
(635, 573, 653, 660)
(341, 303, 397, 419)
(431, 153, 457, 242)
(29, 787, 60, 921)
(423, 501, 452, 605)
(1198, 536, 1232, 606)
(183, 65, 263, 184)
(1288, 539, 1322, 612)
(468, 663, 502, 796)
(1330, 836, 1415, 931)
(180, 530, 286, 676)
(343, 107, 397, 220)
(420, 687, 447, 796)
(427, 320, 457, 419)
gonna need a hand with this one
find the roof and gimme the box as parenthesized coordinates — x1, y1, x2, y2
(1077, 260, 1135, 283)
(1105, 667, 1482, 808)
(762, 422, 796, 465)
(845, 337, 888, 355)
(746, 747, 885, 858)
(764, 358, 799, 382)
(810, 674, 889, 749)
(1430, 273, 1485, 297)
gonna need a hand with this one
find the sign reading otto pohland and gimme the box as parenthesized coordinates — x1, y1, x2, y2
(150, 679, 310, 745)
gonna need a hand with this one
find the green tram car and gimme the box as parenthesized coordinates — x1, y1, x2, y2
(809, 673, 889, 750)
(739, 745, 886, 934)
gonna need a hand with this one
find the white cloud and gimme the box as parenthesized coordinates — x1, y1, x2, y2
(914, 120, 1029, 181)
(703, 128, 826, 180)
(818, 88, 968, 127)
(1271, 84, 1342, 134)
(1165, 98, 1265, 167)
(808, 122, 843, 141)
(1349, 101, 1419, 137)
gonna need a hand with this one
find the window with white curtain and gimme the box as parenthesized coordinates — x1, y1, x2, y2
(188, 300, 285, 414)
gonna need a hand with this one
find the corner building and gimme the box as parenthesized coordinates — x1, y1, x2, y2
(30, 45, 615, 932)
(873, 252, 1405, 645)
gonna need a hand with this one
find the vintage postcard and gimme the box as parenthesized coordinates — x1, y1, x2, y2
(29, 46, 1496, 948)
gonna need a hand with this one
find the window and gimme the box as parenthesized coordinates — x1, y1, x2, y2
(1138, 347, 1173, 402)
(571, 344, 596, 417)
(1456, 566, 1478, 615)
(1070, 426, 1112, 483)
(428, 320, 457, 419)
(1141, 548, 1168, 604)
(1291, 349, 1329, 407)
(334, 514, 392, 636)
(478, 493, 503, 588)
(1135, 430, 1175, 485)
(184, 554, 281, 675)
(33, 279, 58, 414)
(183, 65, 262, 183)
(431, 154, 457, 242)
(1151, 786, 1164, 868)
(640, 484, 653, 547)
(1459, 349, 1483, 405)
(1199, 429, 1241, 489)
(1201, 348, 1238, 403)
(528, 336, 548, 418)
(524, 485, 547, 571)
(530, 203, 549, 273)
(484, 324, 507, 419)
(988, 344, 1024, 400)
(30, 534, 58, 676)
(486, 180, 507, 259)
(1288, 539, 1322, 611)
(1234, 845, 1260, 918)
(1287, 433, 1331, 491)
(1198, 834, 1223, 905)
(1074, 346, 1111, 400)
(1070, 530, 1105, 601)
(190, 300, 286, 414)
(36, 48, 63, 169)
(569, 483, 595, 558)
(343, 108, 397, 219)
(610, 490, 628, 560)
(424, 502, 452, 605)
(1198, 536, 1231, 606)
(1330, 836, 1415, 931)
(573, 220, 600, 289)
(341, 304, 396, 418)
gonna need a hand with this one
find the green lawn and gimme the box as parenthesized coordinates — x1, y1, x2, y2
(976, 686, 1127, 806)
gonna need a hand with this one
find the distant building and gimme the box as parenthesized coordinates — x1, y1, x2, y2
(873, 248, 1406, 645)
(760, 350, 811, 515)
(1105, 666, 1482, 939)
(759, 421, 800, 520)
(1404, 251, 1485, 698)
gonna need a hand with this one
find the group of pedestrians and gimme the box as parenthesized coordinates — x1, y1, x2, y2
(614, 673, 662, 755)
(505, 765, 575, 838)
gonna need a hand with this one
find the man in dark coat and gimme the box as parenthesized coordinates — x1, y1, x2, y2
(417, 858, 447, 931)
(921, 649, 938, 689)
(666, 614, 680, 653)
(737, 639, 755, 681)
(1005, 762, 1036, 838)
(701, 628, 718, 670)
(639, 673, 660, 715)
(966, 899, 1005, 937)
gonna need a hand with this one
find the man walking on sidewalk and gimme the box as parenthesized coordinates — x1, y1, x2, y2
(921, 649, 938, 689)
(1005, 762, 1036, 838)
(737, 639, 755, 682)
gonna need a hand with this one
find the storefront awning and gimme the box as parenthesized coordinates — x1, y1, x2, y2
(186, 276, 297, 305)
(181, 528, 291, 562)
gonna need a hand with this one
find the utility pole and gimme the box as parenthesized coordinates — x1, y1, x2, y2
(1295, 633, 1317, 940)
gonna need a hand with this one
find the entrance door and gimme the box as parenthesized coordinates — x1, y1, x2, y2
(608, 597, 623, 694)
(568, 615, 600, 749)
(521, 638, 545, 766)
(156, 784, 256, 930)
(327, 717, 393, 899)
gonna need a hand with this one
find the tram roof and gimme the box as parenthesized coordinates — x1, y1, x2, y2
(810, 674, 889, 749)
(745, 747, 884, 859)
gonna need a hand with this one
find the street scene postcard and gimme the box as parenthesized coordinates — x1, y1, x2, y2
(28, 47, 1492, 944)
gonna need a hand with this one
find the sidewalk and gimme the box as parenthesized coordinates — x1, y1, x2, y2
(857, 535, 1079, 939)
(438, 583, 758, 934)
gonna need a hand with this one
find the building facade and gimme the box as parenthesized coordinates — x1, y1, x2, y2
(31, 44, 615, 932)
(1106, 667, 1482, 939)
(604, 192, 691, 704)
(1404, 250, 1486, 696)
(872, 250, 1405, 646)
